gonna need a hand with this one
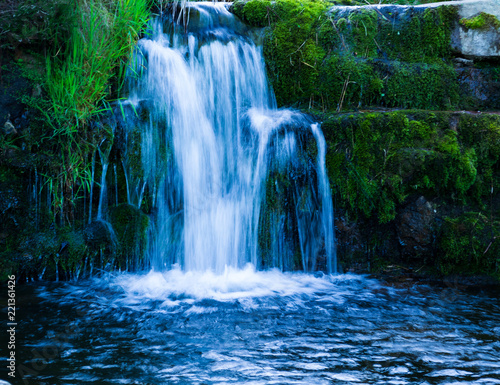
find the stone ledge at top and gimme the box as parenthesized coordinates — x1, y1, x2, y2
(328, 0, 500, 59)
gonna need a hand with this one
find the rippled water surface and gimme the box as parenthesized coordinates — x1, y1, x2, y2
(5, 269, 500, 384)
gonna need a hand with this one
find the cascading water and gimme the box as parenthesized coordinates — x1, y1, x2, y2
(122, 3, 336, 274)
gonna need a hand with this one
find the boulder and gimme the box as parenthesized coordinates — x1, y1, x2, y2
(450, 0, 500, 59)
(83, 219, 117, 255)
(451, 27, 500, 59)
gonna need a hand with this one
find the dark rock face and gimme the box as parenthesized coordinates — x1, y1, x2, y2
(109, 203, 149, 267)
(396, 196, 436, 258)
(456, 66, 500, 110)
(83, 220, 117, 255)
(0, 187, 20, 216)
(0, 58, 31, 130)
(335, 210, 400, 273)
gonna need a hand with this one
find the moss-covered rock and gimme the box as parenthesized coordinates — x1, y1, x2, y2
(234, 0, 272, 27)
(83, 219, 117, 269)
(58, 229, 87, 279)
(438, 212, 500, 278)
(257, 0, 327, 107)
(234, 0, 500, 112)
(233, 0, 465, 110)
(459, 12, 500, 30)
(322, 111, 500, 223)
(109, 203, 149, 270)
(319, 110, 500, 278)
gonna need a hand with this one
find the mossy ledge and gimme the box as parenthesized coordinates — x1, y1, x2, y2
(320, 110, 500, 280)
(0, 0, 153, 283)
(232, 0, 500, 112)
(460, 12, 500, 31)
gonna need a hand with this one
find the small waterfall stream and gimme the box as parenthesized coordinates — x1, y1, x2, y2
(123, 3, 336, 274)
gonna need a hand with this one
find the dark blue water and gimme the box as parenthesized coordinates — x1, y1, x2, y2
(3, 270, 500, 385)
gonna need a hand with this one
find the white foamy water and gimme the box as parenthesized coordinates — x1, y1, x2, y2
(109, 266, 366, 306)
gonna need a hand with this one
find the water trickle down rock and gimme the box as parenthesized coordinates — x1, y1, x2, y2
(122, 3, 337, 273)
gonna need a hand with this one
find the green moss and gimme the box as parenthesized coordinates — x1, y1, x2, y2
(439, 212, 500, 278)
(460, 12, 500, 30)
(457, 114, 500, 202)
(125, 127, 145, 180)
(384, 61, 459, 110)
(237, 0, 272, 27)
(318, 55, 377, 110)
(377, 6, 457, 62)
(347, 9, 378, 57)
(58, 229, 87, 278)
(262, 0, 327, 106)
(110, 203, 149, 269)
(322, 111, 500, 223)
(250, 0, 460, 111)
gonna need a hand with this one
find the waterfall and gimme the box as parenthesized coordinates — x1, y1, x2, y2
(123, 3, 336, 274)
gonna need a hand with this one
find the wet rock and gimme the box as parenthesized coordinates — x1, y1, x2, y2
(83, 219, 117, 255)
(453, 57, 474, 67)
(0, 188, 20, 215)
(109, 203, 149, 265)
(0, 59, 31, 128)
(396, 196, 435, 258)
(2, 115, 17, 136)
(456, 67, 500, 109)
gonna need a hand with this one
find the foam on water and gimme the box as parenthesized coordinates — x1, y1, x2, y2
(105, 267, 371, 310)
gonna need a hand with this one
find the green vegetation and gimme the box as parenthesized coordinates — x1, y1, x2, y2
(235, 0, 272, 27)
(460, 12, 500, 30)
(2, 0, 500, 281)
(321, 110, 500, 277)
(40, 0, 150, 220)
(0, 0, 73, 51)
(0, 0, 151, 281)
(438, 212, 500, 276)
(110, 203, 149, 269)
(322, 111, 500, 222)
(334, 0, 452, 4)
(234, 0, 459, 110)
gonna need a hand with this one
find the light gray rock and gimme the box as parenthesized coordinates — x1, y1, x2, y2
(451, 27, 500, 58)
(451, 0, 500, 58)
(2, 114, 17, 136)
